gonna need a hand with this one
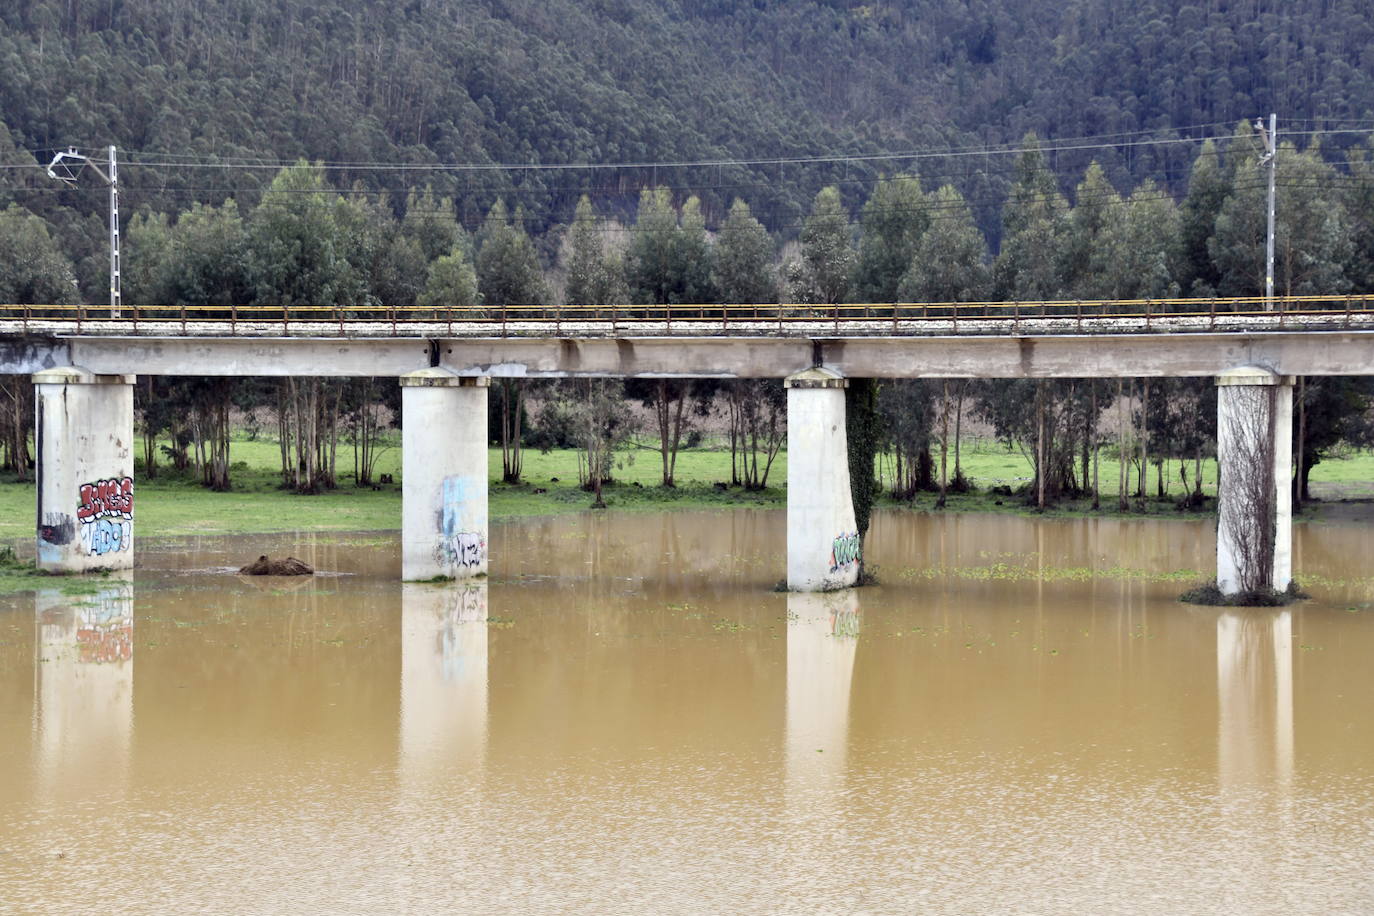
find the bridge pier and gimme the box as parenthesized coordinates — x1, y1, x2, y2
(785, 368, 860, 591)
(32, 368, 136, 573)
(1216, 367, 1293, 596)
(400, 369, 489, 580)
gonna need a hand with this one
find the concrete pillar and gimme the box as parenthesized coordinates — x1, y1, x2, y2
(400, 369, 489, 580)
(785, 367, 859, 591)
(1216, 367, 1293, 595)
(33, 368, 135, 573)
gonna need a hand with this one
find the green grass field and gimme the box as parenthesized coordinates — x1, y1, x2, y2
(1, 435, 1370, 541)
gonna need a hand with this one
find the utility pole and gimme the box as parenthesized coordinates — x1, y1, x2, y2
(1255, 113, 1276, 310)
(45, 145, 122, 318)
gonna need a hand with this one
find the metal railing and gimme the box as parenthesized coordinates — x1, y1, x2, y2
(2, 295, 1373, 336)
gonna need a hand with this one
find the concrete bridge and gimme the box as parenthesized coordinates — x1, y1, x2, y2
(9, 295, 1374, 596)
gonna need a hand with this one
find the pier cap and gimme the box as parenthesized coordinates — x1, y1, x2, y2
(1215, 366, 1295, 387)
(784, 366, 847, 389)
(399, 367, 490, 388)
(32, 367, 134, 385)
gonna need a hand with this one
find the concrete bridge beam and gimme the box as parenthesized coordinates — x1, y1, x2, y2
(400, 370, 490, 581)
(32, 368, 136, 572)
(1216, 367, 1293, 596)
(785, 368, 860, 591)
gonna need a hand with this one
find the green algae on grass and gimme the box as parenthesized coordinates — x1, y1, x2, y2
(0, 546, 119, 597)
(895, 559, 1201, 585)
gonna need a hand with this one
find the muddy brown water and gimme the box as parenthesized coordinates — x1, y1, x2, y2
(2, 509, 1373, 914)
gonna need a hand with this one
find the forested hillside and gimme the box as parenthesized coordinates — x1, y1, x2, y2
(2, 0, 1374, 283)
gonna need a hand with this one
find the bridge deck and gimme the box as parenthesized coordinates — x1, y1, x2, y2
(4, 298, 1374, 378)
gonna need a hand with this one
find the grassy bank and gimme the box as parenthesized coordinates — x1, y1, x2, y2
(1, 437, 1372, 541)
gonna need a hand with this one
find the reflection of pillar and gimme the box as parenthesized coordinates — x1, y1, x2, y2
(33, 368, 135, 572)
(1216, 367, 1293, 595)
(399, 581, 489, 780)
(785, 589, 860, 803)
(785, 368, 858, 591)
(400, 369, 489, 580)
(1217, 610, 1293, 791)
(35, 575, 134, 799)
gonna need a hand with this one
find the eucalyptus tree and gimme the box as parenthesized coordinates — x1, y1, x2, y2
(787, 186, 853, 305)
(713, 198, 783, 487)
(248, 162, 347, 309)
(475, 199, 546, 483)
(624, 188, 718, 486)
(625, 187, 716, 306)
(713, 198, 777, 305)
(476, 199, 548, 310)
(563, 195, 626, 308)
(852, 173, 927, 303)
(0, 205, 77, 477)
(1177, 139, 1229, 296)
(1062, 162, 1121, 299)
(418, 246, 479, 308)
(897, 185, 989, 303)
(1211, 140, 1351, 298)
(993, 136, 1070, 302)
(1344, 138, 1374, 293)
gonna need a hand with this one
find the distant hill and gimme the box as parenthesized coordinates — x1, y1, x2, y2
(1, 0, 1371, 275)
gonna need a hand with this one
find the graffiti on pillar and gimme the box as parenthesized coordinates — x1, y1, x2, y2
(829, 531, 861, 573)
(434, 475, 486, 569)
(39, 512, 75, 546)
(76, 476, 134, 556)
(435, 531, 485, 569)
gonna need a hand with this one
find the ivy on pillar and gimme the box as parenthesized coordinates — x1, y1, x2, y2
(1215, 366, 1294, 596)
(33, 368, 136, 573)
(400, 369, 490, 581)
(785, 367, 860, 592)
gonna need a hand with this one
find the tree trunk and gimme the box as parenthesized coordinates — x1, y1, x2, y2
(1118, 379, 1128, 511)
(653, 379, 687, 488)
(728, 388, 739, 486)
(1194, 442, 1203, 500)
(1035, 381, 1046, 510)
(953, 381, 965, 485)
(511, 383, 524, 483)
(1137, 379, 1149, 504)
(1091, 382, 1100, 510)
(500, 379, 524, 484)
(936, 380, 949, 509)
(1294, 376, 1306, 511)
(1080, 382, 1090, 497)
(140, 377, 157, 480)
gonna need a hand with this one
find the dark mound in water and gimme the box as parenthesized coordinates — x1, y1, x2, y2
(238, 555, 314, 576)
(1179, 580, 1308, 607)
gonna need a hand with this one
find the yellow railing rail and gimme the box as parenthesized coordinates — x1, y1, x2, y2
(3, 295, 1373, 335)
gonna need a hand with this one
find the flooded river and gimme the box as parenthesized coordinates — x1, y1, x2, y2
(2, 509, 1374, 913)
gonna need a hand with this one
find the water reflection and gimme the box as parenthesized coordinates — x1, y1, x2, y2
(399, 581, 489, 781)
(785, 589, 860, 809)
(34, 575, 134, 800)
(1217, 609, 1293, 791)
(7, 513, 1374, 911)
